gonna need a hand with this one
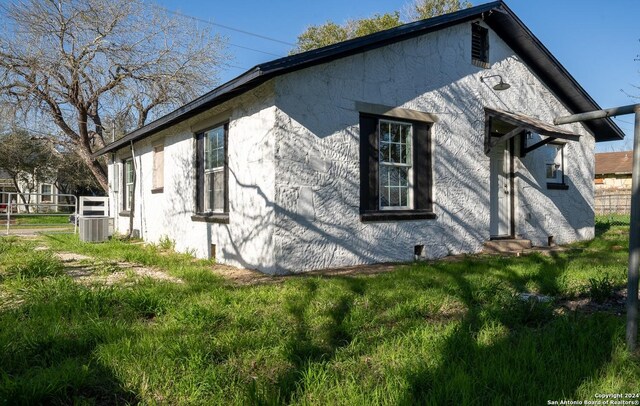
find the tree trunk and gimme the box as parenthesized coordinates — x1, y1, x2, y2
(11, 177, 29, 213)
(75, 147, 108, 193)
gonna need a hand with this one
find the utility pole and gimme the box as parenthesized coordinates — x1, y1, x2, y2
(554, 103, 640, 352)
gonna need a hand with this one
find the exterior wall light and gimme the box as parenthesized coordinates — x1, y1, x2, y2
(480, 74, 511, 91)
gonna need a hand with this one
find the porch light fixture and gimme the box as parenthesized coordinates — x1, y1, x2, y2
(480, 74, 511, 91)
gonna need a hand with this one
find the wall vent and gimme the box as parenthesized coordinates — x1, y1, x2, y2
(414, 245, 425, 260)
(211, 244, 216, 260)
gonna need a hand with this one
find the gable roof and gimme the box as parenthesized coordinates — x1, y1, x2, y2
(595, 151, 633, 176)
(93, 0, 624, 157)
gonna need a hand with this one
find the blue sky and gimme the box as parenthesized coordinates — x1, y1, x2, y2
(158, 0, 639, 151)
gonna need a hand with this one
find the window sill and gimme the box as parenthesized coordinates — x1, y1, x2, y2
(547, 183, 569, 190)
(151, 187, 164, 194)
(361, 210, 436, 222)
(119, 211, 131, 217)
(191, 213, 230, 224)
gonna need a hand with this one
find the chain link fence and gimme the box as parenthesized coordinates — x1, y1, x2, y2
(595, 190, 631, 227)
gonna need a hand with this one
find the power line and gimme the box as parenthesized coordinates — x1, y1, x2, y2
(227, 43, 282, 58)
(155, 5, 295, 47)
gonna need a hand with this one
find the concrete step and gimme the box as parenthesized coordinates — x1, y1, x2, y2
(483, 239, 532, 254)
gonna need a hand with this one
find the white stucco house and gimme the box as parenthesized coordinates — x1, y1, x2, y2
(94, 1, 624, 274)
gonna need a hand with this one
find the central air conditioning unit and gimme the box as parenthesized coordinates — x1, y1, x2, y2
(79, 217, 110, 242)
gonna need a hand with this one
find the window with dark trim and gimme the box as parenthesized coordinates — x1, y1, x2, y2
(122, 158, 134, 211)
(40, 184, 53, 203)
(544, 143, 568, 190)
(472, 23, 489, 67)
(359, 114, 435, 222)
(193, 123, 229, 223)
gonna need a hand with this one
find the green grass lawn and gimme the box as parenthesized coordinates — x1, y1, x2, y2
(0, 218, 639, 404)
(5, 214, 71, 225)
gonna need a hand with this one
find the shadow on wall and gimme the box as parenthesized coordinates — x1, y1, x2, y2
(160, 29, 593, 272)
(265, 49, 592, 272)
(518, 136, 593, 244)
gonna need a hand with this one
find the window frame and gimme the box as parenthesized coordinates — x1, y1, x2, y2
(122, 157, 134, 212)
(193, 122, 230, 223)
(544, 142, 569, 190)
(40, 183, 53, 203)
(377, 119, 414, 211)
(359, 113, 435, 222)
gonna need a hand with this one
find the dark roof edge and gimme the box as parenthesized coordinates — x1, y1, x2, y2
(92, 2, 503, 158)
(94, 0, 623, 157)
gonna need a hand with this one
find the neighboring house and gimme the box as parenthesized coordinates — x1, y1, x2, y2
(0, 168, 59, 213)
(94, 1, 623, 274)
(594, 151, 633, 215)
(595, 151, 632, 191)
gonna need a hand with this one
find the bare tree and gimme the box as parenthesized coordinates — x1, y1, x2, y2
(0, 0, 228, 192)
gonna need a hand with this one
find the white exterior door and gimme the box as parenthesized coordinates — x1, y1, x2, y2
(490, 142, 511, 237)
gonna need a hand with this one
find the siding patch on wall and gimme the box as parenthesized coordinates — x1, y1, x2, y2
(297, 187, 316, 221)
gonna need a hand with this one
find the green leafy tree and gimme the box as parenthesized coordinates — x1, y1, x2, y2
(409, 0, 472, 21)
(292, 0, 472, 54)
(292, 12, 402, 54)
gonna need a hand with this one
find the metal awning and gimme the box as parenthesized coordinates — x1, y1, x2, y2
(484, 107, 580, 155)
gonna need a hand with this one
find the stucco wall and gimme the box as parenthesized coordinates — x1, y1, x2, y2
(108, 82, 278, 272)
(517, 134, 595, 246)
(272, 21, 595, 272)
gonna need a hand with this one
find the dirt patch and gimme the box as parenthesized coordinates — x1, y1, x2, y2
(210, 264, 283, 286)
(556, 289, 628, 315)
(51, 250, 183, 286)
(55, 252, 92, 262)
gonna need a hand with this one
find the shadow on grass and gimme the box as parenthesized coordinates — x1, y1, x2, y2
(250, 248, 623, 404)
(247, 277, 367, 404)
(399, 253, 621, 403)
(0, 277, 155, 404)
(2, 361, 139, 404)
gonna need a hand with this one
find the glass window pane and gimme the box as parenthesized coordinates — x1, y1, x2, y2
(400, 187, 407, 206)
(381, 122, 391, 142)
(380, 186, 390, 207)
(126, 160, 134, 183)
(399, 167, 408, 187)
(390, 143, 401, 163)
(391, 123, 401, 143)
(380, 165, 390, 187)
(205, 171, 214, 211)
(389, 187, 400, 207)
(380, 142, 390, 163)
(213, 171, 224, 211)
(216, 148, 224, 167)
